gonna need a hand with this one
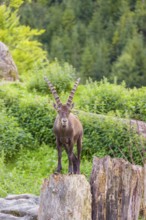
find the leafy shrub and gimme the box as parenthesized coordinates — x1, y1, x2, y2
(0, 82, 26, 108)
(0, 83, 56, 145)
(0, 111, 35, 158)
(77, 79, 146, 121)
(0, 82, 145, 165)
(80, 112, 145, 165)
(77, 79, 130, 115)
(129, 87, 146, 121)
(14, 99, 56, 145)
(27, 60, 76, 94)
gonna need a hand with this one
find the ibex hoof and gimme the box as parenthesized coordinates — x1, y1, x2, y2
(54, 171, 60, 175)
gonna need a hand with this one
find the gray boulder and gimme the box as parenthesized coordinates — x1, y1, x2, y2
(0, 194, 39, 220)
(0, 42, 19, 81)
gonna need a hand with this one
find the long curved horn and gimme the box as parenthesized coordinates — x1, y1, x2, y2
(44, 77, 62, 107)
(66, 78, 80, 107)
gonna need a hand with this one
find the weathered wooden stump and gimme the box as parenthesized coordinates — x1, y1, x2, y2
(38, 174, 91, 220)
(90, 156, 143, 220)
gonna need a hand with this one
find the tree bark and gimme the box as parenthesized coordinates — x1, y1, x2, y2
(90, 156, 143, 220)
(38, 174, 91, 220)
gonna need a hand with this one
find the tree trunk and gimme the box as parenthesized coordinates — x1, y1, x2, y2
(90, 156, 143, 220)
(38, 174, 91, 220)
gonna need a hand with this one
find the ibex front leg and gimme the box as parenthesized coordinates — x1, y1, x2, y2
(56, 138, 62, 173)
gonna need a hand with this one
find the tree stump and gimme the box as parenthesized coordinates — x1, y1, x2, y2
(38, 174, 91, 220)
(90, 156, 143, 220)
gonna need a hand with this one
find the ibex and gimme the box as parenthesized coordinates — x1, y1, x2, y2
(45, 77, 83, 174)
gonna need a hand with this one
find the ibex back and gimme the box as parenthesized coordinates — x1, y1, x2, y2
(45, 77, 83, 174)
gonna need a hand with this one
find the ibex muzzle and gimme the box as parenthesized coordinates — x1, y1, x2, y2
(57, 105, 70, 128)
(45, 77, 83, 174)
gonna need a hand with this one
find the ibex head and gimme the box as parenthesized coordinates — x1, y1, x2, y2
(44, 77, 80, 128)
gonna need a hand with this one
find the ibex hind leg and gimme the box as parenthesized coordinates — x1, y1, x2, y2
(76, 137, 82, 174)
(72, 153, 78, 174)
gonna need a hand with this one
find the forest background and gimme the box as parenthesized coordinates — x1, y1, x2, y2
(0, 0, 146, 198)
(19, 0, 146, 87)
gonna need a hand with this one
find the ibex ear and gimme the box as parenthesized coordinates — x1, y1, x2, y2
(53, 103, 58, 110)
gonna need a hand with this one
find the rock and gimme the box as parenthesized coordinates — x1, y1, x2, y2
(38, 174, 92, 220)
(0, 213, 33, 220)
(0, 194, 39, 220)
(0, 42, 19, 81)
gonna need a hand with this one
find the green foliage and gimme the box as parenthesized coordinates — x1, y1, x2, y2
(77, 79, 128, 115)
(0, 0, 47, 80)
(0, 111, 34, 158)
(13, 99, 55, 145)
(81, 39, 111, 81)
(0, 149, 44, 197)
(76, 79, 146, 121)
(0, 145, 92, 196)
(80, 112, 144, 165)
(0, 81, 145, 165)
(0, 0, 77, 94)
(27, 60, 76, 94)
(112, 34, 146, 87)
(17, 0, 146, 87)
(0, 84, 56, 145)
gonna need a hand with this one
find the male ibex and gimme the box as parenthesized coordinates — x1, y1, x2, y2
(45, 77, 83, 174)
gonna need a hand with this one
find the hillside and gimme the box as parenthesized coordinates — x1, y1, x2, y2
(19, 0, 146, 87)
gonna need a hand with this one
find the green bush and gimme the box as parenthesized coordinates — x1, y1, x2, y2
(0, 82, 145, 165)
(129, 87, 146, 121)
(0, 83, 56, 145)
(13, 99, 56, 145)
(27, 60, 76, 94)
(80, 112, 145, 165)
(0, 111, 35, 158)
(77, 79, 146, 121)
(77, 79, 130, 115)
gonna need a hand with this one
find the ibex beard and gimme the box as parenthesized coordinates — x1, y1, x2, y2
(45, 77, 83, 174)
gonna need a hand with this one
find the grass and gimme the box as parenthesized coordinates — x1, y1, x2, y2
(0, 144, 93, 197)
